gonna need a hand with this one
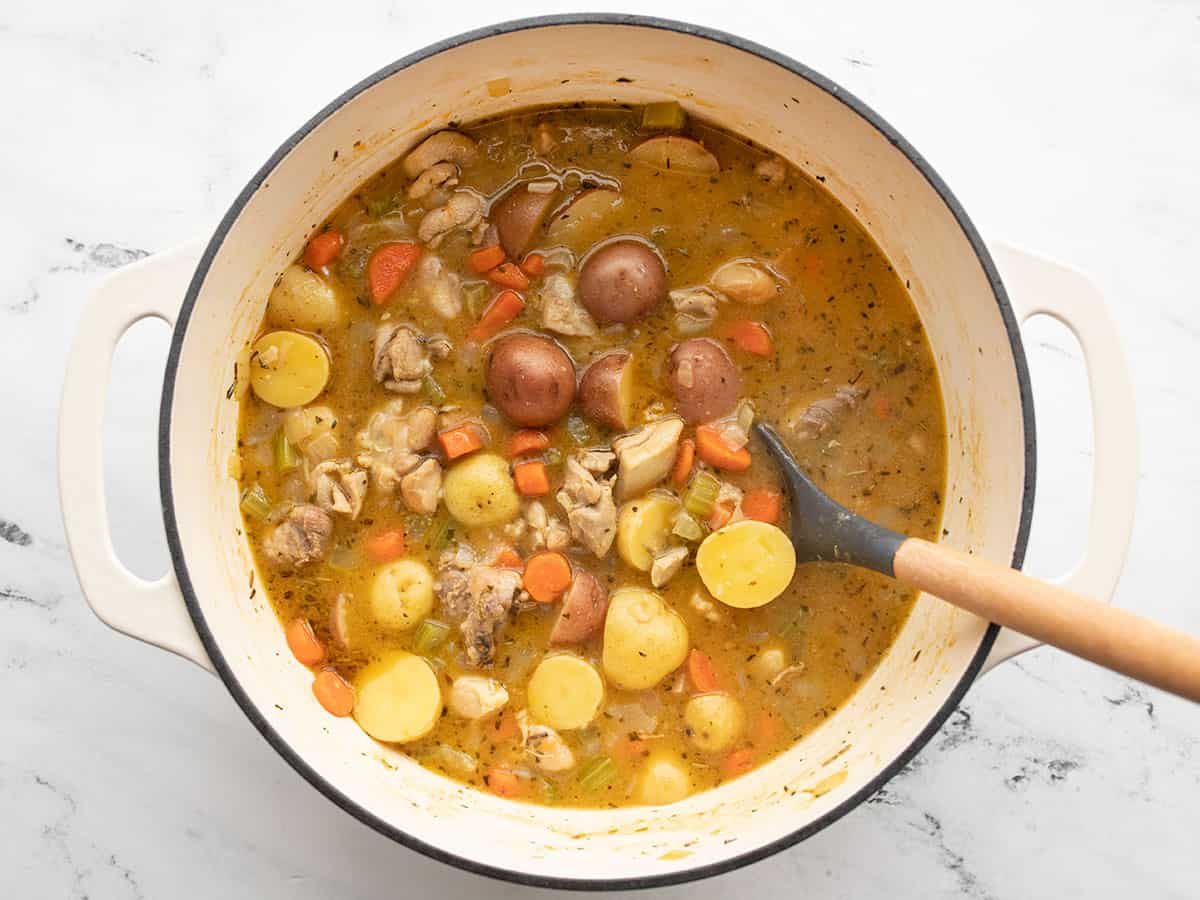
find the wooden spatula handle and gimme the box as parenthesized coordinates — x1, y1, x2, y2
(893, 538, 1200, 702)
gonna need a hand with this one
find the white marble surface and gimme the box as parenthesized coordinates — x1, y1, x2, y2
(3, 0, 1198, 896)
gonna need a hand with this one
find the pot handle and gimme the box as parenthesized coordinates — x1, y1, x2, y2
(58, 240, 215, 673)
(980, 243, 1138, 672)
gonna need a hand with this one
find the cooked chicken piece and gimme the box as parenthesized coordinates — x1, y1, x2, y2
(356, 401, 438, 492)
(400, 458, 442, 514)
(670, 286, 721, 330)
(532, 122, 559, 155)
(556, 456, 617, 557)
(715, 479, 745, 524)
(612, 417, 684, 501)
(650, 545, 688, 588)
(689, 590, 724, 623)
(402, 130, 478, 179)
(418, 191, 485, 247)
(262, 504, 332, 571)
(448, 675, 509, 719)
(408, 161, 459, 200)
(435, 543, 477, 621)
(785, 385, 864, 441)
(461, 565, 522, 667)
(513, 500, 572, 554)
(539, 273, 597, 337)
(412, 254, 464, 319)
(755, 155, 787, 186)
(373, 323, 431, 393)
(577, 449, 615, 474)
(710, 260, 778, 304)
(310, 460, 369, 519)
(517, 710, 576, 773)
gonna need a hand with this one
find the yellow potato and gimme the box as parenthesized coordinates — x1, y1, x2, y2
(370, 559, 434, 630)
(249, 331, 330, 409)
(602, 588, 689, 690)
(353, 651, 441, 743)
(527, 655, 604, 730)
(633, 751, 694, 806)
(267, 264, 342, 329)
(748, 642, 790, 683)
(616, 493, 679, 572)
(442, 452, 520, 527)
(696, 520, 796, 608)
(684, 693, 745, 753)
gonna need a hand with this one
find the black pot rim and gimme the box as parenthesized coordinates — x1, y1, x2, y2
(159, 12, 1035, 892)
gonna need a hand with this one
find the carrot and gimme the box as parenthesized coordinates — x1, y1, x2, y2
(492, 710, 519, 742)
(686, 648, 721, 693)
(485, 765, 526, 798)
(519, 253, 545, 277)
(742, 489, 783, 524)
(513, 460, 551, 497)
(467, 290, 525, 343)
(728, 320, 772, 356)
(439, 424, 484, 460)
(871, 394, 892, 419)
(508, 429, 550, 457)
(696, 426, 752, 472)
(708, 501, 734, 530)
(750, 712, 780, 745)
(368, 241, 422, 304)
(364, 529, 406, 563)
(494, 547, 524, 569)
(468, 244, 507, 273)
(522, 551, 573, 603)
(312, 669, 356, 717)
(670, 438, 695, 486)
(285, 618, 326, 666)
(303, 230, 345, 269)
(721, 748, 755, 778)
(614, 737, 649, 761)
(487, 261, 530, 290)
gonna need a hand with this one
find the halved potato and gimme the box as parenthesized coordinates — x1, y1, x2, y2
(370, 559, 434, 630)
(684, 693, 745, 753)
(602, 587, 689, 690)
(629, 136, 719, 176)
(527, 654, 604, 730)
(267, 264, 342, 329)
(443, 452, 521, 527)
(696, 520, 797, 608)
(634, 751, 693, 805)
(617, 493, 680, 571)
(353, 651, 442, 743)
(249, 331, 330, 409)
(544, 188, 622, 247)
(578, 351, 635, 431)
(492, 183, 559, 258)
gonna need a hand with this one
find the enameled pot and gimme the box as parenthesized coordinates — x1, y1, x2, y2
(58, 15, 1138, 890)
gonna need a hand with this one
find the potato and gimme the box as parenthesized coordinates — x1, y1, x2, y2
(448, 675, 509, 719)
(578, 239, 667, 325)
(696, 520, 797, 608)
(602, 587, 689, 690)
(711, 260, 777, 305)
(684, 693, 745, 753)
(443, 452, 520, 527)
(485, 333, 577, 428)
(370, 559, 434, 630)
(613, 418, 684, 501)
(578, 351, 634, 430)
(544, 188, 622, 249)
(629, 135, 719, 176)
(492, 183, 559, 258)
(527, 654, 604, 730)
(267, 264, 341, 330)
(617, 494, 680, 572)
(633, 751, 694, 805)
(353, 651, 442, 743)
(748, 642, 790, 683)
(550, 569, 609, 644)
(401, 130, 478, 178)
(667, 338, 741, 424)
(249, 331, 331, 409)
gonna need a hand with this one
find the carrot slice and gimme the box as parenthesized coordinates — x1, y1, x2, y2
(487, 261, 530, 290)
(614, 737, 649, 761)
(368, 241, 422, 303)
(468, 244, 507, 273)
(871, 394, 892, 419)
(467, 290, 525, 344)
(696, 426, 752, 472)
(686, 648, 721, 693)
(364, 529, 406, 563)
(523, 551, 573, 603)
(742, 489, 782, 524)
(303, 230, 345, 269)
(513, 460, 550, 497)
(485, 765, 526, 798)
(439, 424, 484, 460)
(670, 438, 695, 486)
(285, 618, 326, 666)
(728, 320, 773, 356)
(508, 429, 550, 457)
(519, 253, 545, 277)
(312, 669, 356, 717)
(492, 710, 519, 742)
(707, 501, 735, 531)
(721, 748, 755, 778)
(494, 548, 524, 569)
(750, 711, 780, 744)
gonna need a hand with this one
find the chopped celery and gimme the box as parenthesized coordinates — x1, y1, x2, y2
(424, 375, 446, 406)
(464, 282, 490, 317)
(544, 447, 563, 466)
(541, 779, 559, 805)
(239, 484, 271, 520)
(642, 101, 686, 131)
(672, 511, 704, 542)
(424, 512, 453, 552)
(566, 415, 592, 446)
(413, 618, 451, 655)
(273, 429, 299, 472)
(577, 755, 617, 791)
(683, 471, 721, 518)
(327, 546, 357, 571)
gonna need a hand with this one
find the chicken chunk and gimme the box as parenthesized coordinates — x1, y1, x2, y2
(400, 458, 442, 514)
(418, 191, 485, 247)
(448, 675, 509, 719)
(435, 544, 522, 667)
(556, 456, 617, 558)
(435, 543, 477, 621)
(373, 323, 430, 393)
(412, 254, 464, 319)
(310, 460, 369, 519)
(408, 161, 458, 200)
(262, 504, 332, 571)
(785, 384, 864, 441)
(670, 286, 721, 332)
(506, 500, 572, 554)
(539, 273, 598, 337)
(755, 155, 787, 186)
(650, 545, 688, 588)
(612, 417, 684, 501)
(356, 401, 438, 492)
(517, 711, 576, 773)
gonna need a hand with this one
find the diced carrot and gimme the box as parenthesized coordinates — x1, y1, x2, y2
(728, 320, 773, 356)
(364, 529, 406, 563)
(468, 244, 507, 273)
(522, 551, 573, 603)
(670, 438, 696, 486)
(614, 737, 650, 761)
(485, 765, 526, 798)
(750, 712, 780, 744)
(494, 547, 524, 569)
(467, 289, 525, 343)
(487, 261, 530, 290)
(742, 489, 783, 524)
(508, 429, 551, 457)
(492, 710, 519, 742)
(696, 426, 752, 472)
(708, 501, 735, 530)
(303, 230, 345, 269)
(519, 253, 545, 277)
(686, 648, 721, 693)
(513, 460, 551, 497)
(721, 748, 755, 778)
(871, 394, 892, 419)
(286, 618, 326, 666)
(312, 669, 356, 717)
(439, 424, 484, 460)
(367, 241, 422, 304)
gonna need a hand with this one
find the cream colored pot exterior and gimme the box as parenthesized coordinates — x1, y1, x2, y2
(59, 17, 1137, 889)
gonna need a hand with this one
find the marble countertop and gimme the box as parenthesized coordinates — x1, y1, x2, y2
(4, 0, 1197, 896)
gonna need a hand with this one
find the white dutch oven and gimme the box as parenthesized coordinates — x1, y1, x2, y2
(58, 15, 1138, 889)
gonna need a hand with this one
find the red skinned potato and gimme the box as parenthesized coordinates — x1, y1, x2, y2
(579, 351, 635, 431)
(668, 338, 741, 424)
(578, 239, 667, 325)
(485, 332, 577, 428)
(550, 569, 610, 644)
(492, 183, 559, 259)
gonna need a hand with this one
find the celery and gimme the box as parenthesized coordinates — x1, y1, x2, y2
(424, 512, 453, 552)
(273, 429, 299, 472)
(683, 471, 721, 518)
(577, 755, 617, 792)
(239, 484, 271, 520)
(641, 101, 686, 131)
(424, 375, 446, 406)
(672, 511, 704, 542)
(413, 619, 451, 655)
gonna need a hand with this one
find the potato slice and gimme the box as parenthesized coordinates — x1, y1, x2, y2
(602, 587, 689, 690)
(527, 654, 604, 730)
(696, 520, 796, 608)
(634, 751, 694, 805)
(544, 188, 622, 248)
(249, 331, 331, 409)
(267, 264, 342, 329)
(370, 559, 434, 630)
(629, 136, 719, 176)
(578, 351, 635, 431)
(684, 693, 745, 753)
(617, 493, 680, 572)
(353, 651, 442, 743)
(443, 452, 521, 527)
